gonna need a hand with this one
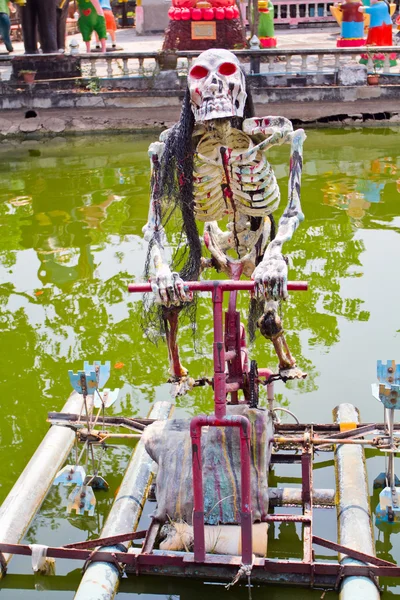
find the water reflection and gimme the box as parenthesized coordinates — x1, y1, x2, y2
(0, 131, 399, 599)
(322, 155, 400, 227)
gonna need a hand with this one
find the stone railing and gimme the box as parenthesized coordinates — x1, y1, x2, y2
(232, 46, 400, 76)
(1, 47, 399, 84)
(75, 47, 400, 79)
(0, 55, 12, 81)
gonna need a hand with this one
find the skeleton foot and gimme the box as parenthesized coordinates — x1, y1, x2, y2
(257, 310, 307, 380)
(168, 375, 196, 398)
(257, 309, 296, 371)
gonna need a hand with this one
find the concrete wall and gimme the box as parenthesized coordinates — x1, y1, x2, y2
(2, 76, 400, 112)
(0, 99, 400, 139)
(2, 73, 400, 135)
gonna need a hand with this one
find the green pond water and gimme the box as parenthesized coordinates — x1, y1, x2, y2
(0, 129, 400, 599)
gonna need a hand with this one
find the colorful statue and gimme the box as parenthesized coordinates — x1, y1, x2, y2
(143, 49, 306, 378)
(335, 0, 365, 46)
(99, 0, 117, 48)
(19, 0, 58, 54)
(359, 0, 396, 67)
(0, 0, 15, 53)
(258, 0, 276, 48)
(359, 0, 393, 45)
(77, 0, 107, 53)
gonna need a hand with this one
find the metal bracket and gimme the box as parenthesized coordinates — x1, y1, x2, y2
(82, 549, 125, 576)
(373, 360, 400, 409)
(68, 370, 98, 396)
(0, 552, 7, 576)
(334, 565, 344, 591)
(368, 568, 383, 593)
(67, 485, 96, 517)
(54, 465, 86, 486)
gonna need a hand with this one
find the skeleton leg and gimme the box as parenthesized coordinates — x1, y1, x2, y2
(258, 300, 295, 370)
(162, 306, 188, 378)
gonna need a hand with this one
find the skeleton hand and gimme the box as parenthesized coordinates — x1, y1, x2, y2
(151, 264, 193, 307)
(243, 117, 293, 143)
(252, 254, 288, 301)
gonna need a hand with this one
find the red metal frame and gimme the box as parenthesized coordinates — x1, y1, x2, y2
(128, 281, 308, 294)
(128, 279, 308, 565)
(190, 415, 253, 564)
(128, 280, 307, 413)
(2, 279, 399, 588)
(27, 408, 400, 588)
(1, 536, 399, 581)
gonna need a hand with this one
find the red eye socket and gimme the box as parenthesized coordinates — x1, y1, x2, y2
(190, 65, 209, 79)
(218, 62, 237, 76)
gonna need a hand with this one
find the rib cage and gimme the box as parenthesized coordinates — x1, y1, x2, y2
(193, 128, 280, 222)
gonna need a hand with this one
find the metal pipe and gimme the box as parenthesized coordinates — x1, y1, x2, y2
(333, 403, 380, 600)
(258, 368, 274, 378)
(73, 400, 173, 600)
(0, 391, 84, 576)
(128, 280, 308, 294)
(212, 286, 226, 419)
(274, 435, 375, 446)
(99, 433, 142, 440)
(190, 414, 253, 564)
(226, 382, 241, 392)
(269, 487, 335, 507)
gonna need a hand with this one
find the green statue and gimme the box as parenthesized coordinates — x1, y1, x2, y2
(77, 0, 107, 52)
(258, 0, 277, 47)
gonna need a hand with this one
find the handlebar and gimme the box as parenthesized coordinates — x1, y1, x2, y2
(128, 281, 308, 293)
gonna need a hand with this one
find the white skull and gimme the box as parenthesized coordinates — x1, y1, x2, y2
(188, 49, 247, 123)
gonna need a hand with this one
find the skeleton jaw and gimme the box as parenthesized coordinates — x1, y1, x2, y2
(194, 96, 240, 123)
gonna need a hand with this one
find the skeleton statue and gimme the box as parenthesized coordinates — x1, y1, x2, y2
(143, 49, 306, 383)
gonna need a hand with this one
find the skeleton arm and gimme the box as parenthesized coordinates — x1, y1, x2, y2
(143, 135, 192, 306)
(242, 118, 306, 300)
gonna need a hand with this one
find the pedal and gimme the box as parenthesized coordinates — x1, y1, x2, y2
(279, 366, 307, 382)
(93, 388, 120, 409)
(169, 376, 196, 398)
(67, 485, 96, 516)
(54, 465, 86, 486)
